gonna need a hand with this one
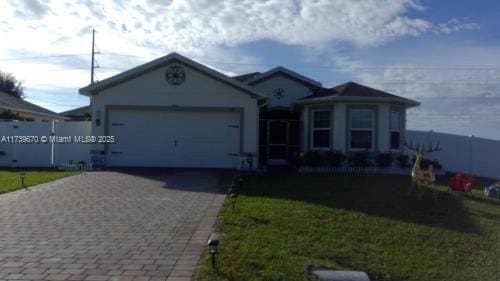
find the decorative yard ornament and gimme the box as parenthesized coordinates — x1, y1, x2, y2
(19, 172, 26, 189)
(404, 140, 441, 199)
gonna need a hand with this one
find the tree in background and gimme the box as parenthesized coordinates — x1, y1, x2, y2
(0, 109, 27, 121)
(83, 111, 92, 121)
(0, 71, 24, 99)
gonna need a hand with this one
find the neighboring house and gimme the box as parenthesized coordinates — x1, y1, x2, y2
(0, 91, 66, 121)
(60, 105, 91, 121)
(79, 52, 419, 168)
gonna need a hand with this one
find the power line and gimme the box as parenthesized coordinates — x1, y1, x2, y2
(0, 54, 89, 61)
(409, 113, 500, 116)
(3, 51, 500, 71)
(98, 52, 500, 71)
(358, 81, 500, 85)
(415, 97, 500, 100)
(25, 96, 84, 107)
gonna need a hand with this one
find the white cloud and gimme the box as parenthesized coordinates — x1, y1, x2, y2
(320, 45, 500, 139)
(435, 18, 480, 34)
(0, 0, 483, 116)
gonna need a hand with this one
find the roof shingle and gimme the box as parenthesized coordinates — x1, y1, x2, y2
(0, 91, 61, 117)
(300, 81, 419, 106)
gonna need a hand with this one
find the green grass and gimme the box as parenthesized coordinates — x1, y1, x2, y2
(0, 169, 79, 193)
(195, 174, 500, 281)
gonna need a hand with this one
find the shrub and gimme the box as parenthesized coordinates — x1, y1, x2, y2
(300, 151, 327, 166)
(299, 150, 346, 167)
(325, 150, 346, 167)
(349, 150, 370, 167)
(376, 152, 393, 167)
(396, 154, 410, 168)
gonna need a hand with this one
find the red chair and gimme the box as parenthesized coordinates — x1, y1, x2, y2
(449, 173, 475, 194)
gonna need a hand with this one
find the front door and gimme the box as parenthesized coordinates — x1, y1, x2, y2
(268, 120, 288, 165)
(261, 120, 300, 166)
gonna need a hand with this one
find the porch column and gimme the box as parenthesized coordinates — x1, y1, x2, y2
(333, 103, 346, 152)
(378, 104, 390, 152)
(300, 105, 309, 151)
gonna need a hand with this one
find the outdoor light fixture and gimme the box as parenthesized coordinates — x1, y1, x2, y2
(95, 110, 101, 127)
(19, 172, 26, 189)
(207, 233, 219, 268)
(246, 154, 254, 169)
(230, 193, 238, 211)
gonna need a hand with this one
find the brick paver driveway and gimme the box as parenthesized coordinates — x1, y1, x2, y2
(0, 170, 228, 281)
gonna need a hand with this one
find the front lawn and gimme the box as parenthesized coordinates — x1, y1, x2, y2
(196, 174, 499, 281)
(0, 169, 79, 194)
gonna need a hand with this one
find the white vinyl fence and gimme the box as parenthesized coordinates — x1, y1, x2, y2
(406, 130, 500, 179)
(0, 121, 91, 168)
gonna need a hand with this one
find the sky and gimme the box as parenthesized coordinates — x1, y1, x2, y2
(0, 0, 499, 140)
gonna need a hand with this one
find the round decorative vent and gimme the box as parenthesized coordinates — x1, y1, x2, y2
(273, 88, 285, 99)
(165, 65, 186, 85)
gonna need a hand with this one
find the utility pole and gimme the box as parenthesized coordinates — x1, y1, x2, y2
(91, 29, 95, 84)
(90, 29, 100, 84)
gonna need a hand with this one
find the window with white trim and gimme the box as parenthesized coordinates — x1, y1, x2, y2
(311, 110, 331, 149)
(390, 110, 402, 150)
(350, 109, 374, 149)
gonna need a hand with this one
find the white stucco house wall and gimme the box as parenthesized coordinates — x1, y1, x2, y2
(79, 52, 419, 168)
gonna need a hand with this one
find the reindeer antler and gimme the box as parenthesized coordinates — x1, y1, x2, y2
(423, 141, 441, 153)
(404, 139, 421, 153)
(404, 139, 441, 154)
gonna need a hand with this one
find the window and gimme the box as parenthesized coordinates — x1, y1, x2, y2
(390, 110, 402, 149)
(311, 110, 331, 149)
(350, 109, 374, 149)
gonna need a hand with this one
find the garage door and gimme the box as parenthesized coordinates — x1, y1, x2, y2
(107, 108, 241, 168)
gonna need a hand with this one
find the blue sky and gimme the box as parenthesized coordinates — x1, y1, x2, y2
(1, 0, 499, 139)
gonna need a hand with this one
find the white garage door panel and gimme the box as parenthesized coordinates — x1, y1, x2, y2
(107, 109, 240, 168)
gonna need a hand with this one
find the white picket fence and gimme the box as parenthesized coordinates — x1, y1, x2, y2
(406, 130, 500, 179)
(298, 166, 412, 175)
(0, 121, 91, 168)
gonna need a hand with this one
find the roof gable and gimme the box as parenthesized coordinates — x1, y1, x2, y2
(245, 66, 322, 88)
(79, 52, 266, 99)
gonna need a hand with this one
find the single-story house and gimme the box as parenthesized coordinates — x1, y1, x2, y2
(79, 53, 419, 168)
(0, 91, 66, 121)
(60, 105, 91, 121)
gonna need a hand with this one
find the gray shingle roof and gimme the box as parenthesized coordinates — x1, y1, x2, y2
(60, 105, 91, 116)
(300, 81, 419, 106)
(232, 72, 262, 82)
(0, 91, 62, 117)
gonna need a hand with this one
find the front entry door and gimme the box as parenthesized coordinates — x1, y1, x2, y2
(268, 121, 288, 165)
